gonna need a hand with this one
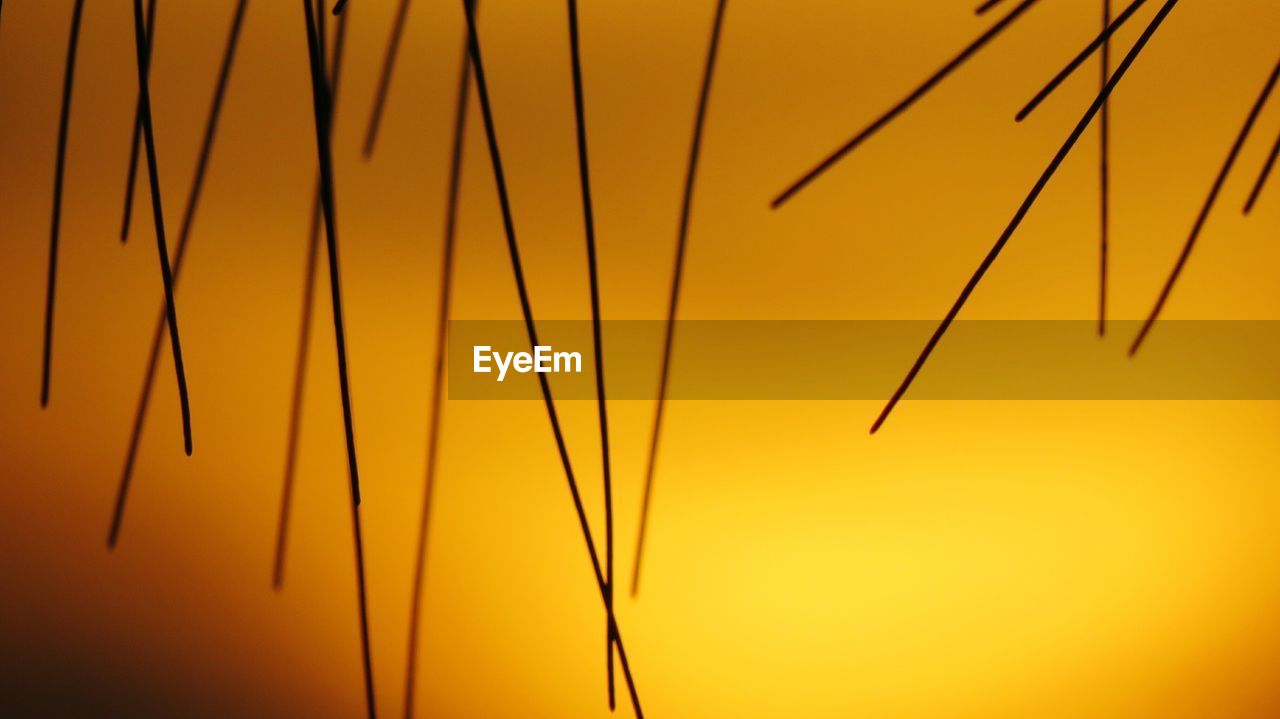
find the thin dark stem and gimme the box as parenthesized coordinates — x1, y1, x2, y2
(403, 38, 470, 719)
(273, 0, 351, 591)
(42, 0, 87, 409)
(122, 116, 142, 242)
(975, 0, 1007, 15)
(1130, 56, 1280, 355)
(119, 0, 157, 244)
(870, 0, 1180, 434)
(771, 0, 1043, 209)
(566, 0, 616, 707)
(1015, 0, 1147, 122)
(633, 0, 727, 599)
(108, 0, 248, 545)
(461, 1, 643, 715)
(1243, 124, 1280, 215)
(316, 0, 326, 60)
(131, 0, 193, 457)
(301, 3, 376, 718)
(334, 0, 349, 14)
(273, 190, 322, 590)
(361, 0, 411, 158)
(1098, 0, 1111, 337)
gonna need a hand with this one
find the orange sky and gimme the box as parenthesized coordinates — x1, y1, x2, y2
(2, 1, 1280, 717)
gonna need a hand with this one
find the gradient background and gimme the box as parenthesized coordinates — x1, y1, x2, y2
(2, 0, 1280, 716)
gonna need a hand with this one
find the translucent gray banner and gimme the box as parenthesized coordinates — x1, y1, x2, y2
(447, 320, 1280, 400)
